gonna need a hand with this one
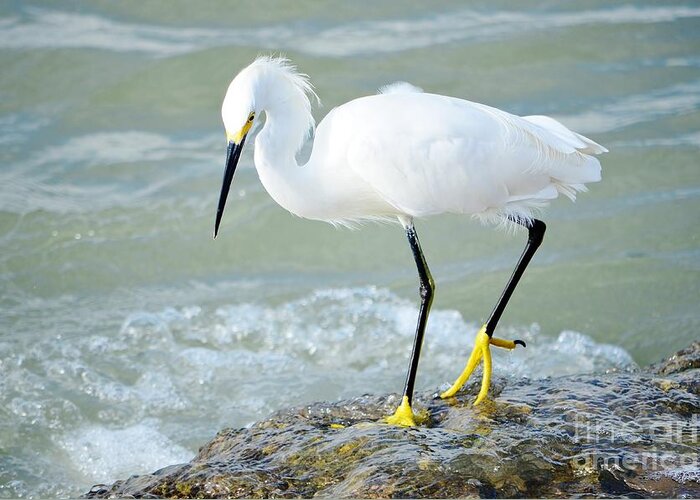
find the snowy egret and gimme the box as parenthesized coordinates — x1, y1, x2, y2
(214, 56, 606, 426)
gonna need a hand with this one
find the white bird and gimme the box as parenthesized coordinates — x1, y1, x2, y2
(214, 56, 606, 426)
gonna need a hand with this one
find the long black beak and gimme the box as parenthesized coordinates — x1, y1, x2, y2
(214, 136, 246, 238)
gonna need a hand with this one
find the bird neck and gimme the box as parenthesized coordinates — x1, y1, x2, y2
(253, 102, 318, 218)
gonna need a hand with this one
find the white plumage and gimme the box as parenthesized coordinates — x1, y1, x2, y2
(220, 56, 606, 229)
(216, 56, 607, 424)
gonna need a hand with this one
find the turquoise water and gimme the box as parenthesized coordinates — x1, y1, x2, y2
(1, 1, 699, 497)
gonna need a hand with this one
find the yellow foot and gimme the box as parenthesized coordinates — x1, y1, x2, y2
(440, 325, 525, 405)
(385, 396, 429, 427)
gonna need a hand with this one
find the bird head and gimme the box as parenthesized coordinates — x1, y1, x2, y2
(215, 66, 259, 239)
(221, 63, 260, 144)
(214, 57, 317, 238)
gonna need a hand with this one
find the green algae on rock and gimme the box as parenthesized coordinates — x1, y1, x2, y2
(85, 342, 699, 498)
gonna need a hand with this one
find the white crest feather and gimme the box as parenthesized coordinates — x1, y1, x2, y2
(249, 55, 320, 105)
(246, 55, 320, 153)
(378, 81, 424, 95)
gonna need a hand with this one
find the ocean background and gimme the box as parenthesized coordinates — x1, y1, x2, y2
(1, 1, 699, 497)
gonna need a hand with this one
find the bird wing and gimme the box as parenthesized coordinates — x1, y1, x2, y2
(331, 92, 604, 220)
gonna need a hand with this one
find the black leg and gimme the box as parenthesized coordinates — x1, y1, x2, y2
(402, 223, 435, 405)
(485, 219, 546, 339)
(440, 218, 546, 404)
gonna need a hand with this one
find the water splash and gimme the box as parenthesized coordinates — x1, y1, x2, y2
(0, 286, 637, 497)
(111, 285, 638, 482)
(57, 422, 192, 484)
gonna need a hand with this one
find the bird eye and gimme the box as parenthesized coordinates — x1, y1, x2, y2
(248, 114, 254, 122)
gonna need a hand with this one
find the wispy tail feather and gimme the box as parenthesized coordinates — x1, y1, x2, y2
(523, 115, 608, 154)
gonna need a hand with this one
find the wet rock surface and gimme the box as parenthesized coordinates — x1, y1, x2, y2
(86, 342, 699, 498)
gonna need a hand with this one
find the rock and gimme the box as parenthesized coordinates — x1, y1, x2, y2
(85, 343, 700, 498)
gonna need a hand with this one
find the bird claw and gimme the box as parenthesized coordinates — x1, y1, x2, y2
(385, 395, 430, 427)
(385, 396, 417, 427)
(440, 325, 525, 405)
